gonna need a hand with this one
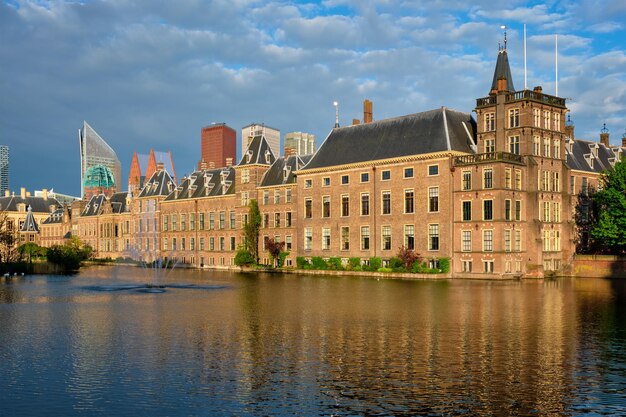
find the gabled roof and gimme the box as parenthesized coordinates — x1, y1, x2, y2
(238, 135, 276, 166)
(302, 107, 476, 171)
(260, 154, 313, 187)
(490, 49, 515, 93)
(42, 207, 65, 225)
(81, 194, 107, 216)
(566, 139, 623, 173)
(0, 196, 61, 213)
(138, 169, 176, 198)
(164, 167, 236, 201)
(20, 207, 39, 233)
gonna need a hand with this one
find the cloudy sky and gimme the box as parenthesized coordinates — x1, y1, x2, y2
(1, 0, 625, 196)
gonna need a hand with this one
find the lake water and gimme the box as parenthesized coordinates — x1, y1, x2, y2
(1, 266, 626, 416)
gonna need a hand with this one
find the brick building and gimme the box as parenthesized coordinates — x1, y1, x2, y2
(199, 123, 236, 170)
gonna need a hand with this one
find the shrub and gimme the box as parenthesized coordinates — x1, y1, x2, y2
(397, 246, 421, 270)
(278, 251, 290, 268)
(234, 248, 255, 266)
(412, 261, 427, 273)
(378, 267, 393, 273)
(368, 257, 382, 271)
(296, 256, 309, 269)
(311, 257, 328, 270)
(328, 257, 343, 270)
(389, 257, 404, 269)
(347, 257, 361, 270)
(438, 258, 450, 273)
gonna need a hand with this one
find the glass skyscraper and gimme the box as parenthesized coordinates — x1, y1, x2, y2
(79, 121, 121, 199)
(0, 145, 8, 195)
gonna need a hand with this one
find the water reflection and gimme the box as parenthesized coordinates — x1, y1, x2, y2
(1, 268, 626, 416)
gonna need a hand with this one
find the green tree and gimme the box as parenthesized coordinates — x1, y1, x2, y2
(46, 237, 93, 272)
(17, 242, 46, 262)
(243, 200, 261, 263)
(588, 158, 626, 254)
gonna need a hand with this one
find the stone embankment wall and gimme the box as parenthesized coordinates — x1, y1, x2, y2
(570, 255, 626, 278)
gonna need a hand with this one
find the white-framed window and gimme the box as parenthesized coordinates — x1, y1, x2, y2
(322, 177, 331, 187)
(382, 225, 392, 250)
(404, 167, 414, 178)
(515, 170, 522, 190)
(483, 230, 493, 252)
(304, 228, 312, 250)
(533, 136, 541, 156)
(428, 165, 439, 176)
(241, 168, 250, 184)
(404, 224, 415, 250)
(515, 230, 522, 252)
(361, 226, 370, 250)
(505, 168, 512, 189)
(533, 108, 541, 127)
(428, 224, 439, 251)
(286, 188, 292, 203)
(462, 260, 473, 272)
(483, 168, 493, 189)
(322, 196, 330, 218)
(504, 229, 511, 252)
(509, 108, 520, 128)
(543, 138, 551, 157)
(554, 202, 561, 222)
(428, 187, 439, 212)
(515, 200, 522, 221)
(405, 189, 414, 214)
(544, 110, 551, 129)
(360, 172, 369, 183)
(263, 191, 269, 205)
(322, 228, 331, 250)
(382, 191, 391, 215)
(484, 112, 495, 131)
(274, 190, 280, 204)
(341, 194, 349, 217)
(484, 260, 494, 273)
(553, 139, 561, 159)
(462, 230, 472, 252)
(341, 226, 350, 250)
(462, 171, 471, 190)
(341, 175, 349, 185)
(381, 170, 391, 181)
(484, 138, 495, 154)
(304, 179, 312, 188)
(554, 112, 561, 131)
(509, 135, 520, 154)
(483, 200, 493, 221)
(361, 193, 370, 216)
(241, 191, 249, 206)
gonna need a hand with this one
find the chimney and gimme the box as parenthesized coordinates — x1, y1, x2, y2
(199, 160, 207, 170)
(226, 157, 233, 167)
(20, 187, 26, 198)
(534, 86, 543, 94)
(42, 189, 48, 200)
(363, 99, 373, 124)
(4, 190, 9, 197)
(26, 192, 31, 197)
(284, 147, 296, 157)
(352, 118, 360, 126)
(622, 131, 626, 148)
(156, 161, 164, 171)
(209, 161, 215, 169)
(599, 123, 610, 147)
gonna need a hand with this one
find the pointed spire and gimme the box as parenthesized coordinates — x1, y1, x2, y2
(145, 148, 157, 180)
(20, 206, 40, 234)
(489, 48, 515, 94)
(128, 151, 142, 193)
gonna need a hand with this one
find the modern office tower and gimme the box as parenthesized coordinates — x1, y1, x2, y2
(130, 149, 177, 193)
(242, 123, 280, 158)
(284, 132, 316, 156)
(0, 145, 8, 195)
(198, 123, 236, 170)
(79, 121, 122, 200)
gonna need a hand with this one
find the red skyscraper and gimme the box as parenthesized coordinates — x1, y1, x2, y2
(199, 123, 236, 169)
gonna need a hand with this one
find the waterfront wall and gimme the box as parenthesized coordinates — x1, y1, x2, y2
(570, 255, 626, 278)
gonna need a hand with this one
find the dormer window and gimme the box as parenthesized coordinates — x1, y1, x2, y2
(246, 150, 253, 163)
(265, 150, 271, 164)
(283, 166, 291, 181)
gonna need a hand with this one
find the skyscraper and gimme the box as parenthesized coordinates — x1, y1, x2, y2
(0, 145, 8, 195)
(199, 123, 236, 169)
(79, 121, 121, 200)
(284, 132, 316, 156)
(242, 123, 280, 158)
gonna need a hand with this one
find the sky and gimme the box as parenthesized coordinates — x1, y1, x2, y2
(1, 0, 625, 196)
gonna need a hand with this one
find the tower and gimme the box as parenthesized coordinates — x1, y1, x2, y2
(79, 121, 121, 199)
(199, 123, 236, 170)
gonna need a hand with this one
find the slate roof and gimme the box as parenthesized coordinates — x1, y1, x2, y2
(81, 194, 107, 216)
(260, 155, 313, 187)
(20, 207, 39, 233)
(164, 167, 236, 201)
(138, 169, 176, 198)
(0, 196, 61, 213)
(238, 135, 276, 166)
(566, 139, 624, 173)
(302, 107, 476, 170)
(110, 192, 130, 214)
(490, 49, 515, 93)
(42, 207, 65, 225)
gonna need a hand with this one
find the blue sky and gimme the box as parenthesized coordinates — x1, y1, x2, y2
(1, 0, 625, 196)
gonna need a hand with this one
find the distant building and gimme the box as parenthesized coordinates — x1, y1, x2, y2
(199, 124, 236, 170)
(79, 121, 121, 200)
(34, 189, 80, 206)
(242, 123, 280, 158)
(0, 145, 8, 195)
(284, 132, 316, 156)
(129, 149, 177, 193)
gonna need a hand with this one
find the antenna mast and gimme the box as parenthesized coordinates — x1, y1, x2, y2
(555, 34, 559, 97)
(524, 24, 527, 90)
(333, 101, 339, 128)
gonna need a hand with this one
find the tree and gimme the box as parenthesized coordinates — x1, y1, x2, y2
(243, 200, 261, 263)
(588, 158, 626, 254)
(234, 247, 255, 266)
(17, 242, 46, 262)
(266, 237, 286, 268)
(0, 210, 18, 263)
(46, 237, 93, 272)
(397, 246, 420, 270)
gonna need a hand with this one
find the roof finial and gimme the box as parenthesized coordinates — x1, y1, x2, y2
(333, 101, 339, 128)
(501, 25, 507, 51)
(601, 122, 609, 134)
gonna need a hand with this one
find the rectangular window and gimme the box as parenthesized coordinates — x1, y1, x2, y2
(181, 237, 186, 251)
(428, 165, 439, 176)
(163, 215, 169, 232)
(404, 225, 415, 250)
(428, 187, 439, 212)
(505, 199, 511, 221)
(504, 229, 511, 252)
(553, 140, 561, 159)
(462, 201, 472, 221)
(341, 226, 350, 250)
(209, 212, 214, 230)
(533, 136, 541, 155)
(509, 136, 520, 154)
(286, 188, 292, 203)
(554, 202, 561, 222)
(219, 211, 225, 229)
(199, 213, 204, 230)
(219, 237, 224, 251)
(543, 201, 551, 222)
(209, 237, 214, 251)
(485, 112, 495, 131)
(230, 211, 236, 229)
(285, 235, 292, 251)
(341, 195, 349, 217)
(286, 211, 292, 227)
(274, 190, 280, 204)
(509, 108, 520, 127)
(515, 170, 522, 190)
(305, 198, 312, 218)
(534, 108, 541, 127)
(341, 175, 349, 185)
(322, 177, 330, 187)
(515, 230, 521, 252)
(483, 230, 493, 252)
(429, 224, 440, 251)
(361, 226, 370, 250)
(241, 191, 249, 206)
(263, 213, 269, 228)
(515, 200, 522, 221)
(552, 172, 560, 192)
(582, 177, 588, 196)
(263, 191, 269, 205)
(404, 168, 414, 178)
(483, 200, 493, 220)
(382, 191, 391, 215)
(462, 171, 471, 190)
(322, 228, 331, 250)
(505, 168, 512, 189)
(241, 169, 250, 184)
(543, 138, 551, 157)
(172, 214, 178, 231)
(382, 225, 392, 250)
(544, 110, 551, 129)
(361, 172, 369, 183)
(304, 228, 312, 250)
(361, 193, 370, 215)
(483, 260, 494, 273)
(190, 213, 195, 231)
(274, 213, 280, 228)
(462, 230, 472, 252)
(554, 112, 561, 131)
(304, 179, 312, 188)
(172, 238, 177, 251)
(231, 237, 236, 251)
(483, 168, 493, 189)
(405, 190, 414, 214)
(484, 139, 495, 154)
(322, 196, 331, 218)
(190, 237, 195, 251)
(462, 260, 473, 272)
(381, 170, 391, 181)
